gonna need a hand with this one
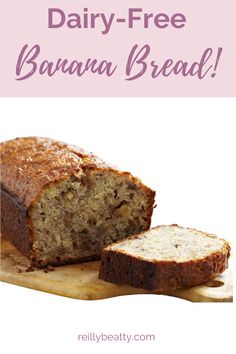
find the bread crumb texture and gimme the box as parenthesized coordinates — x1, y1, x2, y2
(31, 170, 152, 264)
(108, 225, 229, 262)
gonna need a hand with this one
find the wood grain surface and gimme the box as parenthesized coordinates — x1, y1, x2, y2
(1, 237, 233, 302)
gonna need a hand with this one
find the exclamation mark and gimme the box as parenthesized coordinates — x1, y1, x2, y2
(211, 47, 223, 78)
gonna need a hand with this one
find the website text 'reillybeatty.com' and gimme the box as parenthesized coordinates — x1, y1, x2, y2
(78, 332, 156, 344)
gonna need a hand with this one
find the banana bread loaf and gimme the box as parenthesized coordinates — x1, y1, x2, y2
(0, 137, 155, 267)
(99, 224, 230, 291)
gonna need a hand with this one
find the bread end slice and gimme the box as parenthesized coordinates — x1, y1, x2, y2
(99, 225, 230, 291)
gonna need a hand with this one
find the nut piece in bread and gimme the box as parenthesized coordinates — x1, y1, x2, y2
(99, 225, 230, 291)
(0, 137, 155, 267)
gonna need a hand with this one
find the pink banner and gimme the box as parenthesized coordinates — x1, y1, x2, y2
(1, 0, 235, 96)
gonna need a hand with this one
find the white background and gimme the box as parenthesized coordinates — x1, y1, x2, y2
(0, 98, 235, 354)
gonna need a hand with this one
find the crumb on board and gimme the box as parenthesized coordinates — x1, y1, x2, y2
(16, 265, 55, 273)
(43, 265, 55, 273)
(25, 266, 35, 272)
(48, 265, 55, 271)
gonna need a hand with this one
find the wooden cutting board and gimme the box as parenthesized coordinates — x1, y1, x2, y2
(0, 237, 233, 302)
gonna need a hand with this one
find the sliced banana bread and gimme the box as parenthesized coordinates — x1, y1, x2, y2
(0, 137, 155, 267)
(99, 225, 230, 291)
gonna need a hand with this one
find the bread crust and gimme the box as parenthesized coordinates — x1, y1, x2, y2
(1, 137, 155, 267)
(1, 187, 33, 258)
(99, 226, 231, 291)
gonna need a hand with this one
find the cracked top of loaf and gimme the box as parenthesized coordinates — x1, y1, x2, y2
(0, 137, 117, 207)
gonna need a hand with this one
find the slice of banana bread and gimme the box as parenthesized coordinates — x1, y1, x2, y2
(99, 225, 230, 291)
(0, 137, 155, 267)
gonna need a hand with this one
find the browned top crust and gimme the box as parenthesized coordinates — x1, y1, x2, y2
(0, 137, 115, 208)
